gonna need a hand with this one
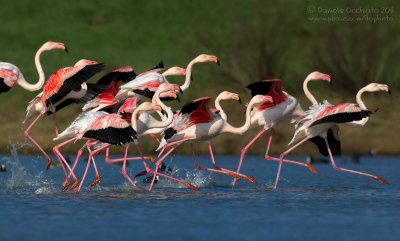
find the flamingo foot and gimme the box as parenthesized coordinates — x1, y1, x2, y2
(185, 183, 200, 190)
(306, 164, 319, 174)
(135, 170, 148, 178)
(46, 158, 53, 170)
(62, 180, 71, 192)
(224, 171, 243, 179)
(240, 174, 258, 183)
(75, 188, 81, 194)
(90, 178, 100, 187)
(69, 179, 79, 190)
(374, 176, 389, 184)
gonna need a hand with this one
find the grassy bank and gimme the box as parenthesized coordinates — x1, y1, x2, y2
(1, 0, 399, 155)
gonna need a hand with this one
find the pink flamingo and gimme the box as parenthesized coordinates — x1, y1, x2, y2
(23, 59, 104, 171)
(273, 83, 391, 188)
(0, 41, 67, 93)
(81, 66, 136, 112)
(151, 93, 275, 190)
(232, 72, 333, 185)
(113, 54, 219, 101)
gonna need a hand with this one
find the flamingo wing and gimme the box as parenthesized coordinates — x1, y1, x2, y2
(180, 97, 215, 125)
(96, 66, 136, 85)
(82, 113, 136, 145)
(43, 63, 104, 107)
(308, 127, 342, 156)
(137, 61, 164, 77)
(115, 97, 139, 114)
(309, 103, 372, 127)
(0, 68, 18, 93)
(247, 79, 288, 111)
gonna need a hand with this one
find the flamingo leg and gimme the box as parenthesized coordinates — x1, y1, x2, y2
(66, 140, 91, 188)
(157, 138, 190, 158)
(121, 145, 136, 187)
(52, 136, 79, 191)
(232, 128, 267, 186)
(208, 143, 257, 183)
(90, 154, 101, 187)
(138, 144, 198, 191)
(75, 143, 110, 194)
(24, 112, 53, 170)
(264, 128, 319, 174)
(324, 138, 389, 184)
(189, 142, 243, 180)
(274, 137, 310, 189)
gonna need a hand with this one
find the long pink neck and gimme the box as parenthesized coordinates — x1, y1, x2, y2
(221, 101, 253, 135)
(180, 59, 196, 91)
(303, 76, 318, 105)
(16, 46, 47, 91)
(214, 95, 227, 120)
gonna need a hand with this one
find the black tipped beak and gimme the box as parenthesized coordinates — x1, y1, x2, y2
(388, 89, 391, 95)
(330, 80, 332, 85)
(190, 73, 194, 81)
(273, 100, 276, 105)
(217, 60, 221, 66)
(64, 46, 69, 53)
(176, 94, 180, 102)
(238, 97, 242, 104)
(179, 87, 183, 94)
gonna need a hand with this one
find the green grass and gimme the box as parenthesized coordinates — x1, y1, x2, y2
(1, 0, 399, 155)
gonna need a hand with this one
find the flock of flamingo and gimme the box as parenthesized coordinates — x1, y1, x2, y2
(0, 41, 391, 193)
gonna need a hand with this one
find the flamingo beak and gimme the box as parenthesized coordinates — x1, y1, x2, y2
(179, 86, 183, 94)
(232, 95, 242, 104)
(191, 73, 194, 81)
(64, 46, 69, 53)
(388, 89, 391, 95)
(176, 94, 180, 102)
(209, 56, 220, 66)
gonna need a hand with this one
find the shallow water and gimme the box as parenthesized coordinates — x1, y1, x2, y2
(0, 147, 399, 241)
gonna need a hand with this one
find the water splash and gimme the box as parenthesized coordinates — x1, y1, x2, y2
(2, 138, 53, 189)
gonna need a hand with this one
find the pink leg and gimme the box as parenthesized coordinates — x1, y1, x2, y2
(264, 128, 318, 174)
(232, 128, 267, 186)
(189, 143, 243, 180)
(53, 137, 80, 191)
(24, 112, 53, 170)
(208, 143, 257, 183)
(324, 138, 388, 184)
(53, 112, 59, 137)
(75, 143, 110, 194)
(90, 154, 101, 187)
(121, 146, 136, 187)
(274, 137, 310, 189)
(157, 138, 191, 158)
(148, 141, 199, 191)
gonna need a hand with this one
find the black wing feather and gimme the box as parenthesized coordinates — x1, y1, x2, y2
(45, 63, 105, 107)
(96, 69, 136, 85)
(308, 128, 341, 156)
(0, 78, 11, 93)
(83, 126, 136, 146)
(246, 81, 274, 97)
(310, 110, 372, 127)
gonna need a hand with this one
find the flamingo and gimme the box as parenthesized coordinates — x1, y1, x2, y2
(23, 59, 104, 170)
(81, 66, 136, 112)
(74, 84, 199, 193)
(273, 83, 391, 188)
(151, 93, 275, 190)
(0, 41, 67, 93)
(232, 72, 334, 185)
(113, 54, 219, 101)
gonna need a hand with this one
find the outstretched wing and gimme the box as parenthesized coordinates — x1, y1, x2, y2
(96, 66, 136, 85)
(246, 79, 288, 111)
(43, 63, 104, 107)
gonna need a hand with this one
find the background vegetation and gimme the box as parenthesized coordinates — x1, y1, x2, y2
(0, 0, 398, 156)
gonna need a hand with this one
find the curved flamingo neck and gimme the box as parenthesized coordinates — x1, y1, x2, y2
(214, 95, 227, 120)
(303, 76, 318, 105)
(221, 101, 253, 135)
(17, 45, 47, 91)
(356, 86, 368, 110)
(180, 59, 196, 91)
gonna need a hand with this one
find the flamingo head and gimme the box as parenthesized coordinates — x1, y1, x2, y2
(74, 59, 99, 66)
(308, 71, 331, 85)
(218, 91, 242, 103)
(250, 95, 275, 107)
(194, 54, 220, 66)
(365, 83, 391, 94)
(42, 41, 68, 53)
(162, 67, 186, 77)
(159, 90, 179, 102)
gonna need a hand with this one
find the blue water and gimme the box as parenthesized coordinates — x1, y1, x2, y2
(1, 146, 399, 241)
